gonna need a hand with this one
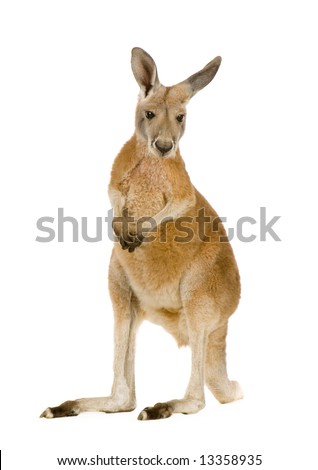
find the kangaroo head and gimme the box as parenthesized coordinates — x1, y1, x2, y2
(131, 47, 222, 158)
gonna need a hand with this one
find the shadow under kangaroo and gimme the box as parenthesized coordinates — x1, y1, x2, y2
(41, 47, 243, 421)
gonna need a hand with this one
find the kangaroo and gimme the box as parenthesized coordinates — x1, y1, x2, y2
(40, 47, 243, 421)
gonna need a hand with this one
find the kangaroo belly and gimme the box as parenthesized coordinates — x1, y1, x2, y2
(134, 280, 182, 313)
(128, 272, 189, 347)
(114, 243, 182, 310)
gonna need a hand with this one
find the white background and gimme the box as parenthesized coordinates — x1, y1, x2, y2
(0, 1, 317, 469)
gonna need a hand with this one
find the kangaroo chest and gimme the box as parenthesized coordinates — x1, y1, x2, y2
(120, 158, 171, 219)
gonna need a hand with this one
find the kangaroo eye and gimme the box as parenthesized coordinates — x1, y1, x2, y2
(145, 111, 155, 120)
(176, 114, 185, 123)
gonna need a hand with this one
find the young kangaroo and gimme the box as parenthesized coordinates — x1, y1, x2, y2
(41, 47, 243, 420)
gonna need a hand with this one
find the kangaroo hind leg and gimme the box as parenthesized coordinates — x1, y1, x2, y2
(138, 294, 216, 420)
(40, 253, 140, 418)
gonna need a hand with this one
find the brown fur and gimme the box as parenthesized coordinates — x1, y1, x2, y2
(40, 47, 243, 421)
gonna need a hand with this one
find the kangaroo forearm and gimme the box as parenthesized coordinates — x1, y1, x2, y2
(149, 196, 195, 230)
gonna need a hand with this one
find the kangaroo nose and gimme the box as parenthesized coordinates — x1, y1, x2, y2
(155, 141, 173, 156)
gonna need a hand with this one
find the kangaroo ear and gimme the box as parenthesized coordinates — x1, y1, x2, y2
(179, 56, 222, 99)
(131, 47, 160, 98)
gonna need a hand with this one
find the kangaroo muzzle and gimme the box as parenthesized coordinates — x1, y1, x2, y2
(153, 139, 174, 157)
